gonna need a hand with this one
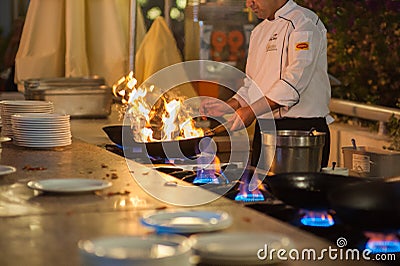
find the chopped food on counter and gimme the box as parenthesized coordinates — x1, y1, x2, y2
(23, 165, 47, 171)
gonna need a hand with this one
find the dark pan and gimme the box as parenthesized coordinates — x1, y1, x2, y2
(103, 125, 208, 159)
(265, 172, 368, 210)
(328, 180, 400, 230)
(103, 125, 126, 147)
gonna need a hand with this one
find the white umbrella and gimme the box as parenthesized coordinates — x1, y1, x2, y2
(15, 0, 145, 88)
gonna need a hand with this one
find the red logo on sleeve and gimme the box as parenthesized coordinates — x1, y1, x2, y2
(295, 42, 309, 50)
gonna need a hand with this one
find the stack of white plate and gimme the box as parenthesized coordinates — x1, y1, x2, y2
(11, 113, 71, 148)
(0, 100, 54, 137)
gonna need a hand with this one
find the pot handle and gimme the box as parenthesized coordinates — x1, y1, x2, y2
(308, 127, 316, 136)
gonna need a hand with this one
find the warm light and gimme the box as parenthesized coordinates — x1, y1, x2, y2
(113, 72, 204, 143)
(162, 99, 181, 140)
(147, 7, 162, 20)
(180, 119, 204, 139)
(170, 8, 183, 21)
(176, 0, 187, 10)
(114, 196, 147, 209)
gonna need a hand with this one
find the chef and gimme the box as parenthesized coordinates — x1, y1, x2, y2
(201, 0, 332, 168)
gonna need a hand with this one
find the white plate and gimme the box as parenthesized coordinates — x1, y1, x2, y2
(140, 210, 232, 234)
(12, 123, 70, 130)
(11, 126, 70, 132)
(190, 232, 294, 265)
(0, 165, 17, 176)
(78, 235, 192, 266)
(2, 108, 53, 113)
(13, 133, 72, 139)
(14, 139, 72, 147)
(12, 113, 68, 119)
(13, 141, 72, 147)
(2, 108, 53, 112)
(0, 100, 53, 107)
(27, 178, 112, 193)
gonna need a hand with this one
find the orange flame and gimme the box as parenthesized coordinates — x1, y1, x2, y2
(301, 210, 334, 223)
(113, 72, 204, 142)
(235, 172, 265, 201)
(365, 232, 399, 242)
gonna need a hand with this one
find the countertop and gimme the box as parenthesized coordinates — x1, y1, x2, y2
(0, 103, 381, 265)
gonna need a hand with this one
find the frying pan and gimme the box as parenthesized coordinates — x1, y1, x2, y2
(328, 179, 400, 230)
(102, 125, 226, 159)
(265, 172, 368, 210)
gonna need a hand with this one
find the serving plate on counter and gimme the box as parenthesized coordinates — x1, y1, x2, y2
(140, 210, 232, 234)
(190, 232, 294, 265)
(0, 165, 17, 176)
(27, 178, 112, 193)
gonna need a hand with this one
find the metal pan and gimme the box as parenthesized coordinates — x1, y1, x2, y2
(265, 172, 368, 210)
(102, 125, 219, 159)
(328, 179, 400, 230)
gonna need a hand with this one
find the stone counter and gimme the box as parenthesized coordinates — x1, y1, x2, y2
(0, 137, 381, 265)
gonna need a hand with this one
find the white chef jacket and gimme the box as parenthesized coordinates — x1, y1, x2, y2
(234, 0, 331, 120)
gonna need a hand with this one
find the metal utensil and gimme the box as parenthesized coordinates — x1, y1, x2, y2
(351, 138, 357, 149)
(307, 127, 316, 136)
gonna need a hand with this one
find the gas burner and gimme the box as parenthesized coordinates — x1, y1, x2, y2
(193, 168, 228, 184)
(299, 209, 335, 228)
(234, 175, 266, 203)
(234, 191, 265, 202)
(364, 232, 400, 254)
(154, 165, 240, 197)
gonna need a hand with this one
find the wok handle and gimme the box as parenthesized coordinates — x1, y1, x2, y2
(204, 123, 229, 136)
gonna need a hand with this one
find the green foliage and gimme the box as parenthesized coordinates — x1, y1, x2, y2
(385, 114, 400, 151)
(297, 0, 400, 108)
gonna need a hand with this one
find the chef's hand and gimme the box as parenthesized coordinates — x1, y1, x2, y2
(228, 105, 256, 131)
(200, 98, 238, 118)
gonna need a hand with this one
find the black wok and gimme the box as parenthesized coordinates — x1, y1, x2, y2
(328, 179, 400, 230)
(265, 172, 368, 210)
(103, 125, 215, 159)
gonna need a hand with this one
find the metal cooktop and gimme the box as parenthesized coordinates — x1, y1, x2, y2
(105, 144, 400, 262)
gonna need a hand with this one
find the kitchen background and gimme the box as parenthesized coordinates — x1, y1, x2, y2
(0, 0, 399, 164)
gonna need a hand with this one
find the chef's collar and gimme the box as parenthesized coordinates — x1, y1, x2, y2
(274, 0, 297, 20)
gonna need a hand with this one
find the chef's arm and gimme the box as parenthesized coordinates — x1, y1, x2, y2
(251, 96, 282, 116)
(227, 92, 281, 113)
(225, 98, 242, 111)
(230, 96, 282, 130)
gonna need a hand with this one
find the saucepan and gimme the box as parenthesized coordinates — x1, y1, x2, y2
(102, 124, 227, 159)
(328, 178, 400, 230)
(264, 172, 369, 210)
